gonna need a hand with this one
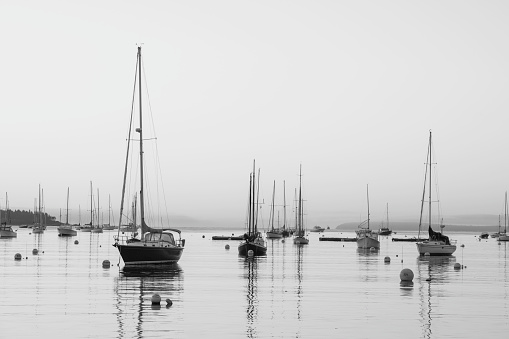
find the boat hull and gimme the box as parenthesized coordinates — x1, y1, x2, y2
(416, 241, 456, 256)
(498, 234, 509, 241)
(91, 228, 103, 233)
(0, 230, 17, 238)
(266, 231, 283, 239)
(293, 236, 309, 245)
(356, 235, 380, 249)
(57, 227, 77, 236)
(238, 242, 267, 256)
(115, 243, 184, 265)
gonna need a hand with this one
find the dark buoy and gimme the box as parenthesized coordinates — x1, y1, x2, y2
(14, 253, 22, 260)
(32, 249, 39, 255)
(151, 294, 161, 305)
(225, 244, 230, 250)
(202, 235, 205, 238)
(454, 263, 461, 270)
(166, 298, 173, 307)
(400, 268, 414, 282)
(384, 256, 390, 263)
(102, 260, 111, 268)
(74, 240, 79, 244)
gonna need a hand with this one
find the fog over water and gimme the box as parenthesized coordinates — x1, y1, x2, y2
(1, 1, 509, 229)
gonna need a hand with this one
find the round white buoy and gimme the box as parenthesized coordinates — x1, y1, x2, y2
(32, 249, 39, 255)
(400, 268, 414, 282)
(454, 263, 461, 270)
(14, 253, 22, 260)
(166, 298, 173, 307)
(74, 240, 79, 244)
(225, 244, 230, 250)
(424, 252, 430, 256)
(384, 256, 391, 263)
(248, 250, 254, 257)
(151, 294, 161, 305)
(102, 260, 111, 268)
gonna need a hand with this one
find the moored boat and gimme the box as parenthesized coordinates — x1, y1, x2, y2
(57, 188, 77, 236)
(356, 185, 379, 249)
(113, 46, 185, 265)
(238, 161, 267, 256)
(293, 165, 309, 245)
(416, 131, 456, 256)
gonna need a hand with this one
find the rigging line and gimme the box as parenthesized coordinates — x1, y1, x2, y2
(117, 52, 139, 236)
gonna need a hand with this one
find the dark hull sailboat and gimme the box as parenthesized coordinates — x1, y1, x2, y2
(238, 161, 267, 257)
(115, 228, 184, 265)
(113, 46, 184, 266)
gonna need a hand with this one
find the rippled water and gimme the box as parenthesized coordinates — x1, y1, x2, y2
(1, 228, 508, 338)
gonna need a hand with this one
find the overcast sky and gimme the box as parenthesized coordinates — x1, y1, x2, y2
(1, 1, 508, 229)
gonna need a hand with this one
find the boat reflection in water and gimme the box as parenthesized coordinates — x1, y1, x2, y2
(244, 258, 259, 338)
(114, 264, 184, 337)
(416, 256, 456, 339)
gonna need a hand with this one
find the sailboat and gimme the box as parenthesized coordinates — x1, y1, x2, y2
(113, 46, 185, 265)
(356, 185, 380, 249)
(416, 131, 456, 256)
(239, 161, 267, 256)
(498, 192, 509, 241)
(91, 188, 103, 233)
(0, 193, 17, 238)
(293, 165, 309, 245)
(32, 185, 45, 234)
(378, 203, 392, 236)
(266, 181, 283, 239)
(57, 188, 77, 236)
(81, 182, 94, 232)
(102, 195, 116, 230)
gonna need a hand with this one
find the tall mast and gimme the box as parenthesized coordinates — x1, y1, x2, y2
(270, 180, 275, 231)
(97, 188, 100, 227)
(66, 187, 69, 225)
(90, 182, 93, 225)
(283, 180, 286, 231)
(38, 184, 41, 225)
(137, 46, 146, 231)
(428, 131, 432, 229)
(298, 165, 302, 235)
(252, 160, 256, 234)
(366, 184, 370, 230)
(505, 192, 507, 234)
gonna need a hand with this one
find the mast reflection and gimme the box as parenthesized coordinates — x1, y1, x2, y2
(244, 258, 258, 338)
(416, 256, 455, 339)
(114, 264, 183, 338)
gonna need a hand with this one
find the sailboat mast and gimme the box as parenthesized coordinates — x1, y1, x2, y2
(90, 181, 93, 225)
(283, 180, 286, 231)
(298, 165, 303, 235)
(505, 192, 507, 234)
(367, 184, 370, 230)
(137, 46, 146, 230)
(38, 184, 41, 225)
(270, 180, 275, 231)
(66, 187, 69, 225)
(97, 188, 100, 227)
(248, 172, 253, 236)
(428, 131, 432, 230)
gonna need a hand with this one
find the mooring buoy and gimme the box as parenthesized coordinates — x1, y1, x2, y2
(14, 253, 22, 260)
(151, 294, 161, 305)
(400, 268, 414, 282)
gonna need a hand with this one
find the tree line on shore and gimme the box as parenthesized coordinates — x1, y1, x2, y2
(0, 209, 60, 226)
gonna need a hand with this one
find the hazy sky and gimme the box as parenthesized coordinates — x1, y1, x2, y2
(1, 1, 509, 229)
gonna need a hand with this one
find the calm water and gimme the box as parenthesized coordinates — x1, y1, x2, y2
(1, 228, 508, 338)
